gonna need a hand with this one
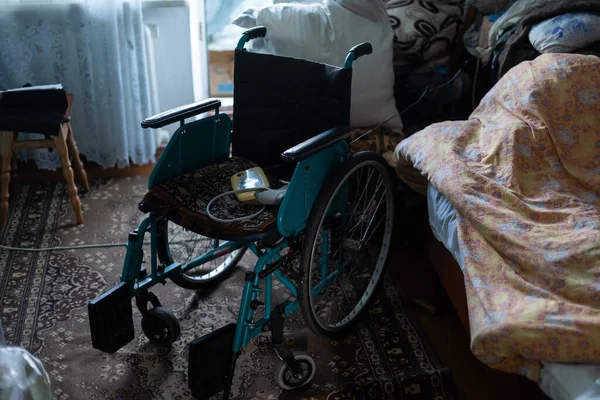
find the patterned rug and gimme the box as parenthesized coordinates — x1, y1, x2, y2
(0, 177, 454, 400)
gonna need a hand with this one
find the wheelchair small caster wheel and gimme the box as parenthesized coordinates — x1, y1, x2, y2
(276, 349, 316, 391)
(141, 307, 180, 346)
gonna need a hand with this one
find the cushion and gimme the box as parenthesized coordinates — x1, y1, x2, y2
(232, 0, 402, 132)
(142, 157, 282, 240)
(348, 126, 404, 167)
(385, 0, 464, 71)
(529, 12, 600, 54)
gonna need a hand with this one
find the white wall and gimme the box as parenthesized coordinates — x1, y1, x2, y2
(189, 0, 210, 104)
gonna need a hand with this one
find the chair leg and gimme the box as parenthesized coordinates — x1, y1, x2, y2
(0, 132, 14, 228)
(53, 126, 84, 224)
(9, 132, 18, 194)
(65, 123, 91, 193)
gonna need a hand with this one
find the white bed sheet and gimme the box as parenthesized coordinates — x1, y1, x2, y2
(426, 183, 600, 400)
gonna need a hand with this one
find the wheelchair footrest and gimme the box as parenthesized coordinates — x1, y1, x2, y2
(88, 281, 134, 353)
(188, 323, 237, 400)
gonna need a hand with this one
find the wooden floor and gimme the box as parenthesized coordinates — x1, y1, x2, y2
(389, 244, 550, 400)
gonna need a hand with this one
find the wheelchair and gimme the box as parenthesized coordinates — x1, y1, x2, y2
(88, 27, 395, 399)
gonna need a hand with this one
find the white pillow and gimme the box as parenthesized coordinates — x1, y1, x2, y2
(232, 0, 403, 132)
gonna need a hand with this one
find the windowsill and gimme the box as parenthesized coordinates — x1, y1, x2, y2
(141, 0, 187, 8)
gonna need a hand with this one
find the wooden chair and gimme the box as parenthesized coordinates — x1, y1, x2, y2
(0, 93, 90, 228)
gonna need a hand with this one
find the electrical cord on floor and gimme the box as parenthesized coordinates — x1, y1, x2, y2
(0, 243, 128, 252)
(0, 239, 200, 253)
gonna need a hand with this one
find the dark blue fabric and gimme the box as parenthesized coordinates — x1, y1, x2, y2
(232, 49, 351, 180)
(0, 84, 67, 135)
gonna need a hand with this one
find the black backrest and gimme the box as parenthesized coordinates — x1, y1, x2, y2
(232, 49, 351, 180)
(0, 84, 68, 135)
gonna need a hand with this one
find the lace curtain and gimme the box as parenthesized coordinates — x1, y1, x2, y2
(0, 0, 156, 170)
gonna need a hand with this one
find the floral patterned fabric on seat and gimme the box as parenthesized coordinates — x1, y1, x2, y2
(141, 157, 282, 240)
(143, 127, 403, 241)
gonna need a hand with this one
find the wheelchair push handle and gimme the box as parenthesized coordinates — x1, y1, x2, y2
(236, 26, 267, 50)
(343, 42, 373, 68)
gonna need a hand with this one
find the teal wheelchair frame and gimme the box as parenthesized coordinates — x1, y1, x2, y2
(88, 27, 395, 399)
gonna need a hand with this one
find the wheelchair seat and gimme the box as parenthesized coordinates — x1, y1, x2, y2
(140, 156, 284, 241)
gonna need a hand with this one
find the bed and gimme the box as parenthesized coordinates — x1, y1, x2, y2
(393, 52, 600, 400)
(429, 183, 600, 400)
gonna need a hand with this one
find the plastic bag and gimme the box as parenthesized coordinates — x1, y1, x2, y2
(529, 12, 600, 53)
(0, 321, 52, 400)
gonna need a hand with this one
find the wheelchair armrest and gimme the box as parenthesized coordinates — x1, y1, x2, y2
(141, 98, 221, 129)
(281, 126, 353, 162)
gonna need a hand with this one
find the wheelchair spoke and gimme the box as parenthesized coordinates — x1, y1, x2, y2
(328, 172, 384, 263)
(314, 265, 360, 327)
(172, 233, 189, 262)
(363, 214, 386, 245)
(359, 190, 386, 243)
(337, 274, 359, 313)
(168, 226, 185, 244)
(168, 226, 212, 268)
(187, 234, 205, 265)
(156, 220, 242, 288)
(171, 229, 197, 262)
(358, 176, 384, 239)
(342, 253, 364, 282)
(347, 168, 374, 231)
(314, 285, 337, 322)
(313, 269, 337, 304)
(345, 173, 383, 240)
(303, 155, 394, 334)
(316, 281, 350, 325)
(172, 243, 186, 262)
(309, 229, 367, 327)
(185, 239, 209, 274)
(359, 169, 380, 238)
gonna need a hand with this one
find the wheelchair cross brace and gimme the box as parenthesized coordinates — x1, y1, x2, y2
(123, 215, 302, 348)
(120, 214, 247, 297)
(187, 240, 305, 400)
(234, 241, 299, 349)
(90, 212, 304, 399)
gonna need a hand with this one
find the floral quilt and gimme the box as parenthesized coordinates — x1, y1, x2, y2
(395, 53, 600, 381)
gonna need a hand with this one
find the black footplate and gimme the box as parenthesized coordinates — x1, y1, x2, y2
(188, 323, 237, 399)
(88, 282, 134, 353)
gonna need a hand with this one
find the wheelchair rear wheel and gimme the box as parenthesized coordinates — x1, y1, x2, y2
(299, 151, 395, 338)
(156, 220, 245, 290)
